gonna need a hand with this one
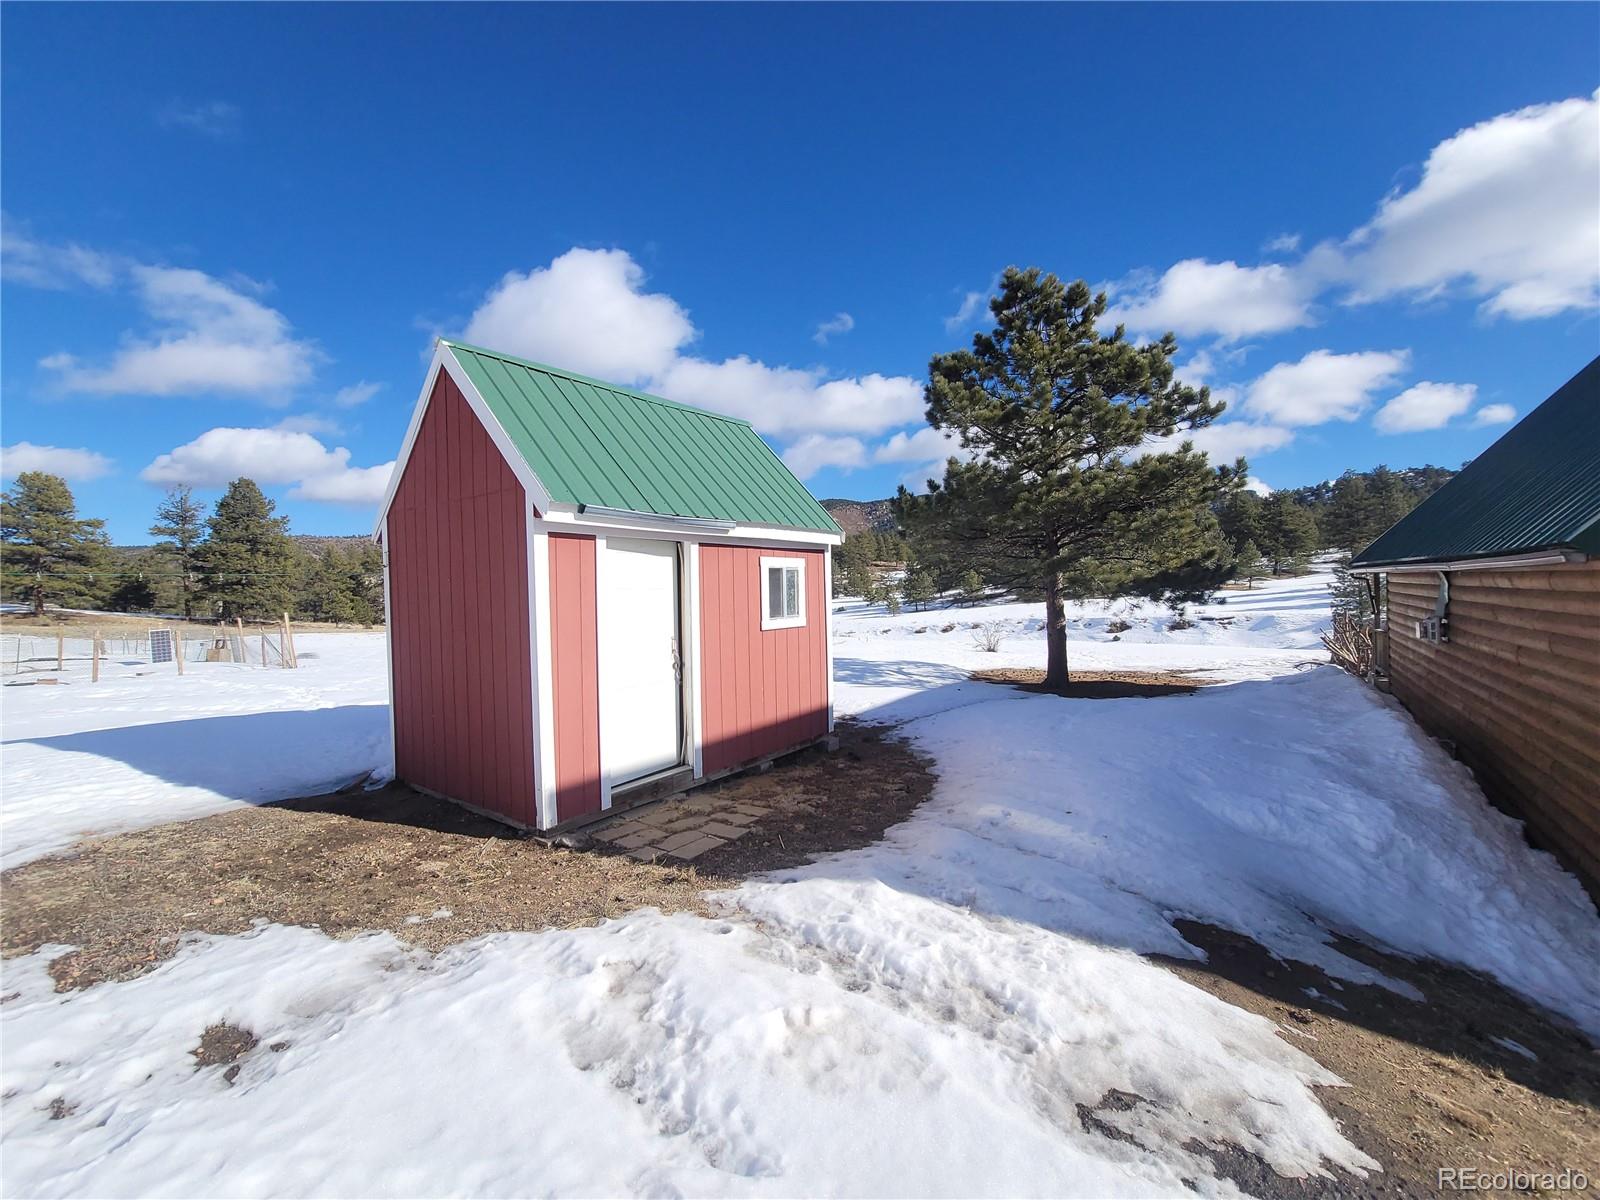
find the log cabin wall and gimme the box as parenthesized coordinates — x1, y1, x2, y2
(1385, 561, 1600, 891)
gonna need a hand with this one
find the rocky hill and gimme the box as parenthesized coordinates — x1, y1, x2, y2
(820, 498, 896, 536)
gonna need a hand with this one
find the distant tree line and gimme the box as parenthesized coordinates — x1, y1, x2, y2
(1211, 463, 1459, 577)
(1, 472, 384, 624)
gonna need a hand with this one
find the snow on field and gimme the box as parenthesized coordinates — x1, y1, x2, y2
(3, 572, 1598, 1197)
(1, 633, 389, 869)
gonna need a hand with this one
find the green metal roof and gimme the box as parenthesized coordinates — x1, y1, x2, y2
(1351, 355, 1600, 568)
(443, 340, 842, 535)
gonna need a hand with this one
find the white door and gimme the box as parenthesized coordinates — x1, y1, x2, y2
(599, 538, 683, 788)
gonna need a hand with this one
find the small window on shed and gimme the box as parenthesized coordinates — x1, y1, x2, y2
(760, 556, 806, 630)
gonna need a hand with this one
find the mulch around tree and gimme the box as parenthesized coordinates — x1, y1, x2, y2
(0, 720, 934, 991)
(969, 666, 1210, 698)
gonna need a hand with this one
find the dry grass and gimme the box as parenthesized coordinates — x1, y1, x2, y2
(1, 722, 933, 990)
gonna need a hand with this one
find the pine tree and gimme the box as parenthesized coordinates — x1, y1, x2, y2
(958, 567, 985, 606)
(894, 268, 1240, 687)
(295, 544, 385, 625)
(1258, 494, 1319, 575)
(196, 479, 296, 620)
(149, 485, 206, 619)
(885, 592, 902, 615)
(1234, 538, 1265, 589)
(1214, 489, 1264, 553)
(0, 472, 111, 616)
(903, 569, 936, 611)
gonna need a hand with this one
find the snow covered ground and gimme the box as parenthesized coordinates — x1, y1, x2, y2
(3, 572, 1597, 1197)
(0, 633, 389, 869)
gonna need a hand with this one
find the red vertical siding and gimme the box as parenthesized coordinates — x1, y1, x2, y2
(549, 533, 603, 822)
(387, 372, 535, 826)
(699, 545, 828, 776)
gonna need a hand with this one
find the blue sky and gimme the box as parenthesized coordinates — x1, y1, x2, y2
(3, 3, 1597, 542)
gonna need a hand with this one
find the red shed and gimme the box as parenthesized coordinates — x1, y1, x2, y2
(374, 340, 843, 832)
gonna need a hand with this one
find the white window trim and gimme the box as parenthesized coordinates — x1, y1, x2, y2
(759, 555, 807, 631)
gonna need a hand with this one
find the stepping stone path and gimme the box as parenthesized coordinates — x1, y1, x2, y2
(588, 798, 772, 862)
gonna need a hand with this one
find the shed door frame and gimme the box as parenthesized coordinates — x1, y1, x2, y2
(594, 534, 693, 806)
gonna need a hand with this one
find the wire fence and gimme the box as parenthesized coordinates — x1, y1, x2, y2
(2, 618, 300, 682)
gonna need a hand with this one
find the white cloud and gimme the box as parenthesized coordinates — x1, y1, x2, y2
(944, 289, 988, 334)
(1, 217, 119, 290)
(333, 380, 382, 407)
(1243, 349, 1410, 426)
(1345, 89, 1599, 318)
(1472, 403, 1517, 428)
(141, 427, 391, 506)
(1177, 350, 1217, 386)
(652, 357, 923, 437)
(156, 99, 240, 139)
(461, 249, 922, 439)
(780, 434, 867, 479)
(1243, 477, 1274, 497)
(872, 426, 960, 464)
(1373, 381, 1477, 433)
(813, 312, 854, 345)
(1, 442, 114, 481)
(462, 248, 695, 384)
(1144, 419, 1295, 463)
(28, 260, 317, 400)
(1263, 233, 1302, 255)
(291, 462, 394, 505)
(1104, 259, 1316, 341)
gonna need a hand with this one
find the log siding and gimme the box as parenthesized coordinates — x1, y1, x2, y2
(1385, 562, 1600, 889)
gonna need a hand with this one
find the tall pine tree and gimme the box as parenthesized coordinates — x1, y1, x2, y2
(149, 484, 206, 618)
(1257, 493, 1319, 574)
(0, 472, 111, 616)
(895, 269, 1240, 688)
(197, 479, 296, 620)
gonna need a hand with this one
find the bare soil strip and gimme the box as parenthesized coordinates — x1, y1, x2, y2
(970, 666, 1208, 698)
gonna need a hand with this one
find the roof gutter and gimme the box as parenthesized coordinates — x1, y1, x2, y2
(1350, 548, 1586, 575)
(577, 504, 738, 533)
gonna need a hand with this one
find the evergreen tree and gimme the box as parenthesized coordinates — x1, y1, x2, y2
(107, 572, 159, 612)
(894, 268, 1240, 687)
(0, 472, 111, 616)
(884, 591, 902, 615)
(196, 479, 296, 620)
(1214, 489, 1264, 553)
(1257, 493, 1319, 574)
(903, 569, 936, 611)
(149, 485, 206, 619)
(295, 544, 385, 625)
(958, 567, 985, 606)
(1234, 538, 1265, 589)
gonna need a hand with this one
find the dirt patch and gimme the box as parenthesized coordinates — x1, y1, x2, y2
(190, 1022, 258, 1069)
(0, 721, 932, 990)
(1159, 922, 1600, 1198)
(970, 666, 1208, 698)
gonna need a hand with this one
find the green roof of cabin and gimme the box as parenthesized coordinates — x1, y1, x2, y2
(1351, 356, 1600, 568)
(443, 340, 842, 535)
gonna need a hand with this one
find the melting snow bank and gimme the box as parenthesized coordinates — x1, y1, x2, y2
(821, 663, 1600, 1038)
(2, 916, 1373, 1198)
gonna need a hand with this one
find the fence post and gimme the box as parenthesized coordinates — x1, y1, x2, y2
(176, 627, 185, 675)
(56, 632, 64, 672)
(91, 629, 101, 683)
(282, 612, 298, 668)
